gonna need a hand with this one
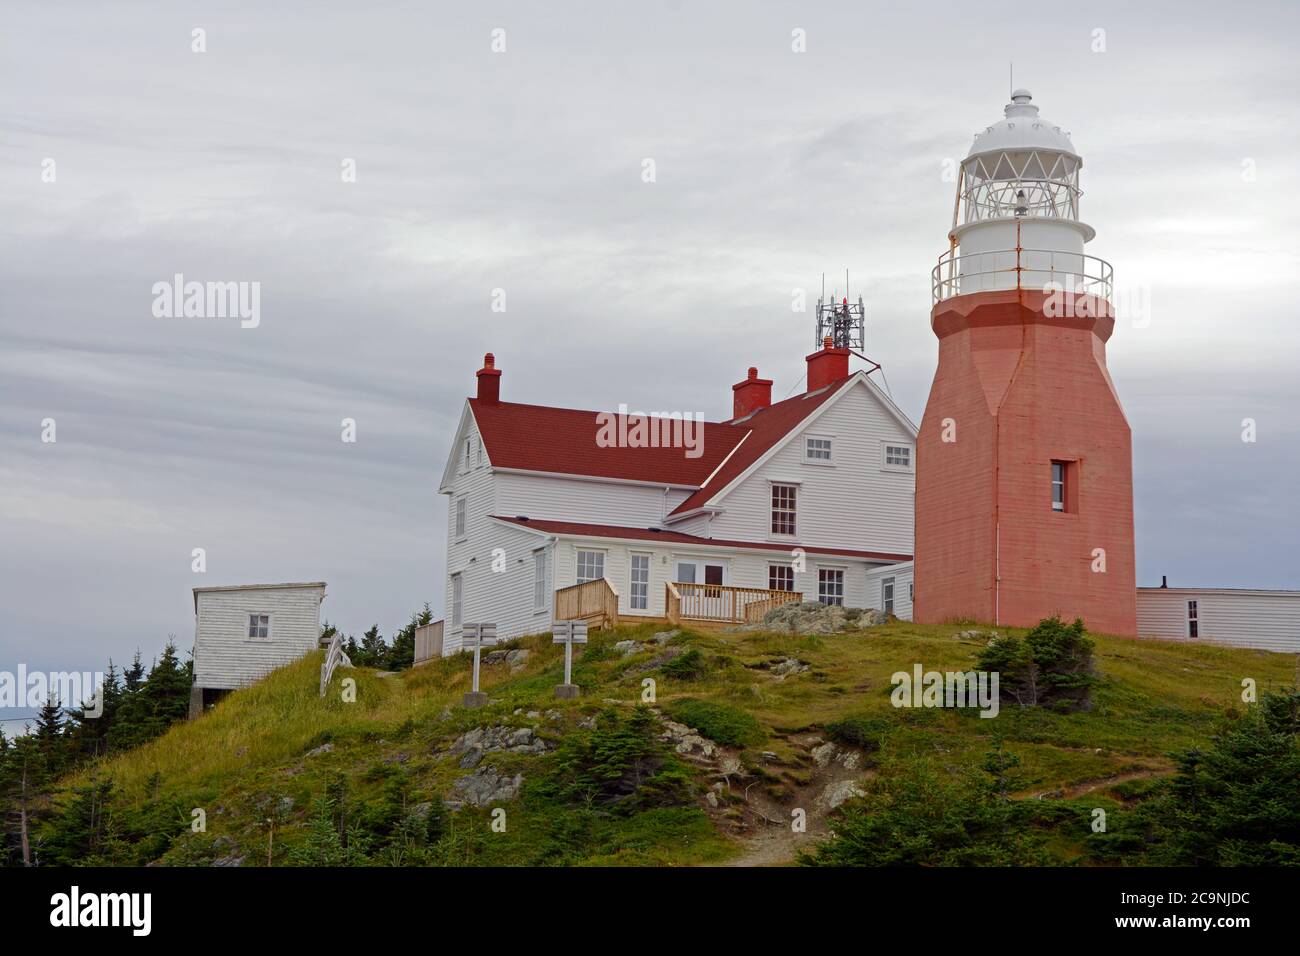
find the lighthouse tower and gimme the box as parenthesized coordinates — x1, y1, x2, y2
(914, 90, 1136, 635)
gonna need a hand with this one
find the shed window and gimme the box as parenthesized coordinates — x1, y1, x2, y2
(1187, 600, 1198, 639)
(247, 614, 270, 639)
(883, 577, 895, 616)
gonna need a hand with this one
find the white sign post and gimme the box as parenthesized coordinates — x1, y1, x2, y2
(462, 622, 497, 708)
(552, 620, 587, 699)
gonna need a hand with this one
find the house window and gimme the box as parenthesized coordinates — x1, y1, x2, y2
(630, 554, 650, 610)
(771, 484, 797, 536)
(476, 437, 484, 467)
(882, 577, 895, 616)
(805, 437, 833, 462)
(533, 550, 547, 611)
(454, 497, 467, 539)
(883, 444, 913, 469)
(463, 438, 472, 473)
(577, 550, 605, 584)
(451, 573, 463, 627)
(247, 614, 270, 639)
(1187, 600, 1198, 639)
(769, 564, 794, 592)
(818, 569, 844, 606)
(1051, 461, 1067, 512)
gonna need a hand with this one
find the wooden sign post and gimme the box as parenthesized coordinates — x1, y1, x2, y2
(462, 623, 497, 708)
(552, 620, 587, 699)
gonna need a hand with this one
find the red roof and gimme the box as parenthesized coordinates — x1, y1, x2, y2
(668, 377, 849, 515)
(468, 399, 738, 486)
(491, 515, 911, 563)
(468, 374, 852, 511)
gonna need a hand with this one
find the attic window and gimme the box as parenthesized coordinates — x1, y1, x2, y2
(247, 614, 270, 640)
(882, 442, 914, 472)
(805, 436, 833, 462)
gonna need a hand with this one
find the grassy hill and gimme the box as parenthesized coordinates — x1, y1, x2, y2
(50, 619, 1298, 866)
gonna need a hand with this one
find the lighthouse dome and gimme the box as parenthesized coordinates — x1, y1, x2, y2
(966, 89, 1079, 163)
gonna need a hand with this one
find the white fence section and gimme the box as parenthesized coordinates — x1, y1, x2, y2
(319, 632, 353, 696)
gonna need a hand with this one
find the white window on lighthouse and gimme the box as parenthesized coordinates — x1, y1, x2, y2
(1051, 461, 1067, 511)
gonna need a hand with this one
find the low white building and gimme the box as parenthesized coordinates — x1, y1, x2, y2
(437, 347, 917, 653)
(190, 582, 327, 715)
(866, 561, 914, 620)
(1137, 584, 1300, 653)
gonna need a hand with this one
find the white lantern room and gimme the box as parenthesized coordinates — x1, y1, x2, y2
(933, 89, 1111, 302)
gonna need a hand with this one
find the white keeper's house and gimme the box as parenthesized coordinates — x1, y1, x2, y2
(436, 345, 918, 654)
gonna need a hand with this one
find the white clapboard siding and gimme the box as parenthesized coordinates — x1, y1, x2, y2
(193, 583, 325, 689)
(866, 561, 914, 621)
(1137, 588, 1300, 653)
(550, 536, 878, 618)
(702, 381, 916, 555)
(444, 493, 557, 655)
(495, 472, 692, 527)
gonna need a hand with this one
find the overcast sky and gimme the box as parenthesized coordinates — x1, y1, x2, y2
(2, 0, 1298, 719)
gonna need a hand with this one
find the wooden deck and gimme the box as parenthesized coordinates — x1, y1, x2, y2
(554, 578, 620, 630)
(666, 582, 801, 627)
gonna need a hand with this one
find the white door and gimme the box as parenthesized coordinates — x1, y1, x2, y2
(674, 559, 728, 618)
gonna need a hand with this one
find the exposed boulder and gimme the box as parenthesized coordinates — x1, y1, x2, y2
(816, 779, 866, 810)
(739, 601, 887, 635)
(770, 658, 810, 679)
(448, 766, 524, 808)
(450, 724, 547, 768)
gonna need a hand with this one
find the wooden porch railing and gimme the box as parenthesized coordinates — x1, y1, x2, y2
(666, 582, 802, 626)
(555, 578, 620, 630)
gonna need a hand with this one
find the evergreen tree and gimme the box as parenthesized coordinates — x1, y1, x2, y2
(32, 698, 66, 780)
(358, 625, 386, 667)
(41, 774, 122, 866)
(384, 605, 432, 671)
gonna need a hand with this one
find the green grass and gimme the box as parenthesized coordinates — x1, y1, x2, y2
(52, 619, 1297, 866)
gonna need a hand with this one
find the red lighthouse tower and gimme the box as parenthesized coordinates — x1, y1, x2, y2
(914, 90, 1136, 636)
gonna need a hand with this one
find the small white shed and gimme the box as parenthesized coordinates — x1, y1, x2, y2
(1136, 586, 1300, 653)
(866, 561, 914, 621)
(191, 582, 327, 716)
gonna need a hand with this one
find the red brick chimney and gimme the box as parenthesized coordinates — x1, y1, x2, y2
(476, 352, 502, 404)
(806, 336, 850, 391)
(732, 366, 773, 419)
